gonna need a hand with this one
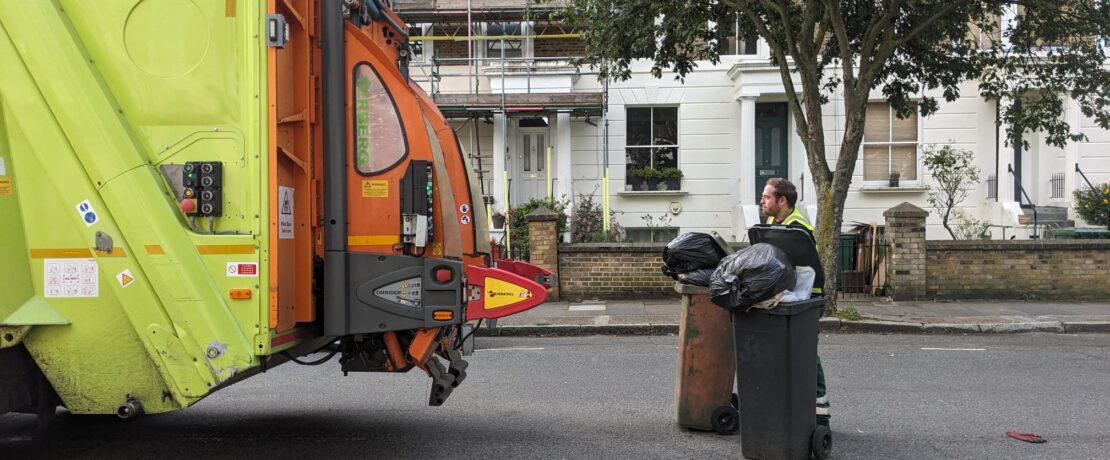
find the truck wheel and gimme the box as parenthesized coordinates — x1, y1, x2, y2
(811, 425, 832, 460)
(711, 406, 739, 435)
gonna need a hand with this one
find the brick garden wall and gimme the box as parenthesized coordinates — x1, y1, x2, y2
(558, 243, 676, 300)
(926, 240, 1110, 300)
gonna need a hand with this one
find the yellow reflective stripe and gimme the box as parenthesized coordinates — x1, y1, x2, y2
(777, 209, 814, 231)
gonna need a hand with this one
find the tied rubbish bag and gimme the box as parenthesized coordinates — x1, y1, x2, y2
(709, 243, 796, 310)
(661, 232, 729, 280)
(676, 268, 714, 287)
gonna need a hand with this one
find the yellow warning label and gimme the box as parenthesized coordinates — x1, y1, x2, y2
(484, 277, 533, 309)
(0, 177, 12, 196)
(362, 180, 389, 198)
(431, 242, 443, 257)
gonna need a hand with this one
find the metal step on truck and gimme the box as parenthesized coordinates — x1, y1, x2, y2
(0, 0, 553, 426)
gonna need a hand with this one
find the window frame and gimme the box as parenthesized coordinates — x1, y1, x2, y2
(352, 61, 409, 176)
(719, 16, 759, 56)
(484, 21, 529, 61)
(624, 105, 680, 184)
(625, 227, 680, 243)
(861, 101, 923, 187)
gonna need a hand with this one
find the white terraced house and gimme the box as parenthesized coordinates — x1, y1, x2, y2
(396, 0, 1110, 242)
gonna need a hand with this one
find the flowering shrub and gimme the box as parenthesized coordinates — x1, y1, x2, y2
(1074, 182, 1110, 229)
(569, 192, 626, 243)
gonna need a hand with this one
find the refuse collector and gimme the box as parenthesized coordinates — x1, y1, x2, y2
(759, 177, 831, 429)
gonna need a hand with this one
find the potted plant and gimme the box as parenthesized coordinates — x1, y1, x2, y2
(642, 167, 663, 191)
(889, 171, 901, 187)
(660, 167, 683, 190)
(627, 168, 646, 191)
(491, 211, 506, 229)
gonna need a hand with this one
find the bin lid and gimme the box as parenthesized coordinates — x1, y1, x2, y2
(765, 297, 826, 316)
(748, 225, 825, 293)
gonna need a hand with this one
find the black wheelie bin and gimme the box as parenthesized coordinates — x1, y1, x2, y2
(733, 225, 831, 460)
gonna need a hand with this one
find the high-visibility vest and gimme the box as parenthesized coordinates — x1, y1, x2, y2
(767, 208, 822, 294)
(766, 208, 814, 233)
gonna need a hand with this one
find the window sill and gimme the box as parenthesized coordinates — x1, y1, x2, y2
(859, 185, 927, 193)
(617, 190, 689, 197)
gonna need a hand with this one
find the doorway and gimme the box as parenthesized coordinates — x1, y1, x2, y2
(754, 102, 789, 204)
(514, 127, 549, 205)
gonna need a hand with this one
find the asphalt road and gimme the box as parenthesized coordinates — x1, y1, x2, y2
(3, 333, 1109, 459)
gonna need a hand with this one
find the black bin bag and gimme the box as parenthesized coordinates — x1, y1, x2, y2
(661, 232, 729, 279)
(709, 243, 796, 311)
(676, 268, 715, 287)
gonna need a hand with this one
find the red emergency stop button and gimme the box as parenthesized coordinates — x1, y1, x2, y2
(180, 198, 197, 214)
(434, 267, 452, 283)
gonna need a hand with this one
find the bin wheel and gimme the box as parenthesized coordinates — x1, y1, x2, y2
(811, 425, 832, 460)
(731, 392, 739, 409)
(711, 406, 739, 435)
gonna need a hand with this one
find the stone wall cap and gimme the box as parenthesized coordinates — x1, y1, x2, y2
(525, 206, 560, 222)
(884, 202, 929, 218)
(927, 239, 1110, 250)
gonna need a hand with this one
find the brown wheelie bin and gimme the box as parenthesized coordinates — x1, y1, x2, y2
(674, 283, 739, 434)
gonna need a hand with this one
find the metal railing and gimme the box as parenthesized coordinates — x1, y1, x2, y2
(986, 174, 997, 200)
(411, 52, 596, 99)
(1050, 172, 1065, 199)
(838, 232, 889, 299)
(1076, 164, 1110, 230)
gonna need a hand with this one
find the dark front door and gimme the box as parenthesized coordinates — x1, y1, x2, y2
(755, 103, 789, 204)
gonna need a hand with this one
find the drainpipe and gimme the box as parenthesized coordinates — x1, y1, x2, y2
(323, 0, 348, 335)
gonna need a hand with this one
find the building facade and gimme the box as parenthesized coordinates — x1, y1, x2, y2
(397, 1, 1110, 242)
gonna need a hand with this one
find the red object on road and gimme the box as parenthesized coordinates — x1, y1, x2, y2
(1006, 432, 1046, 443)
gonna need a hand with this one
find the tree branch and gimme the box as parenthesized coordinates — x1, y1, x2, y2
(859, 0, 901, 74)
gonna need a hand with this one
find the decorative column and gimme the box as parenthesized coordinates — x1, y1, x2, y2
(527, 206, 560, 301)
(884, 202, 929, 301)
(493, 112, 508, 214)
(732, 96, 757, 239)
(556, 112, 573, 205)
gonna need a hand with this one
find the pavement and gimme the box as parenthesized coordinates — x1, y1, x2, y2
(477, 293, 1110, 336)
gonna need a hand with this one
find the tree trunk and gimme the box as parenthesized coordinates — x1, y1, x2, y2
(942, 208, 956, 240)
(815, 192, 842, 311)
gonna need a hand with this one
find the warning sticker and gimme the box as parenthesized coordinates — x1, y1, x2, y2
(44, 258, 98, 298)
(227, 262, 258, 277)
(116, 269, 135, 288)
(460, 214, 471, 225)
(278, 186, 294, 239)
(0, 177, 11, 197)
(459, 203, 470, 214)
(484, 277, 533, 309)
(362, 180, 389, 198)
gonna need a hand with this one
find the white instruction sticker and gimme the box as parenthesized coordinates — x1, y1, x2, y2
(0, 157, 6, 176)
(44, 258, 98, 298)
(278, 186, 294, 239)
